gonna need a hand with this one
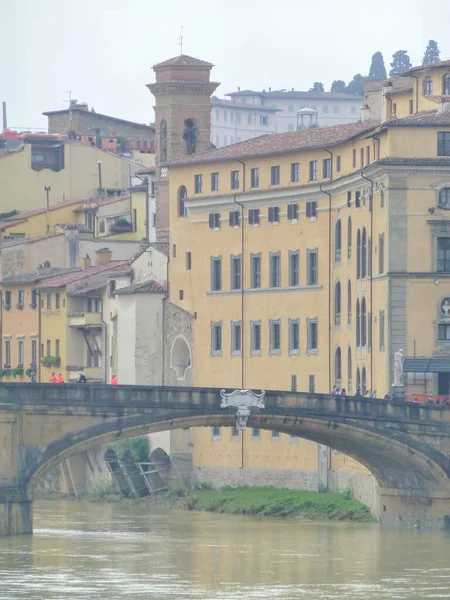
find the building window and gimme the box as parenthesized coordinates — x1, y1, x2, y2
(368, 236, 372, 277)
(289, 251, 299, 286)
(356, 299, 361, 347)
(334, 281, 341, 327)
(186, 252, 192, 270)
(5, 340, 11, 366)
(352, 149, 357, 168)
(251, 254, 261, 288)
(438, 188, 450, 208)
(55, 293, 60, 310)
(409, 99, 414, 114)
(231, 170, 240, 190)
(211, 322, 222, 355)
(347, 216, 352, 261)
(87, 298, 101, 313)
(438, 324, 450, 341)
(378, 233, 384, 274)
(270, 252, 281, 287)
(4, 291, 11, 309)
(307, 249, 318, 285)
(335, 219, 342, 263)
(211, 257, 222, 291)
(360, 147, 364, 168)
(361, 297, 367, 346)
(271, 431, 280, 440)
(229, 210, 240, 227)
(271, 166, 280, 185)
(291, 163, 299, 182)
(250, 168, 259, 188)
(356, 229, 361, 279)
(288, 104, 294, 112)
(17, 290, 24, 309)
(231, 255, 242, 290)
(287, 203, 298, 221)
(423, 76, 433, 96)
(336, 156, 342, 172)
(444, 73, 450, 95)
(379, 310, 385, 351)
(347, 347, 352, 393)
(438, 132, 450, 156)
(30, 289, 37, 309)
(172, 244, 177, 258)
(178, 186, 188, 217)
(231, 321, 242, 355)
(361, 228, 367, 278)
(309, 160, 318, 181)
(269, 320, 281, 355)
(251, 321, 262, 355)
(366, 145, 371, 165)
(252, 428, 261, 439)
(211, 426, 221, 439)
(179, 290, 184, 300)
(31, 339, 37, 366)
(323, 158, 331, 179)
(55, 339, 60, 358)
(355, 190, 361, 208)
(99, 220, 106, 234)
(248, 112, 253, 125)
(309, 374, 316, 393)
(260, 114, 268, 126)
(335, 347, 342, 383)
(248, 208, 260, 226)
(307, 318, 318, 354)
(361, 367, 367, 394)
(194, 174, 203, 193)
(347, 280, 352, 325)
(268, 206, 280, 223)
(306, 201, 317, 219)
(333, 105, 339, 114)
(209, 213, 220, 230)
(437, 238, 450, 272)
(236, 112, 241, 124)
(289, 319, 300, 355)
(291, 375, 297, 391)
(211, 172, 219, 191)
(17, 339, 24, 365)
(46, 340, 51, 356)
(46, 294, 51, 310)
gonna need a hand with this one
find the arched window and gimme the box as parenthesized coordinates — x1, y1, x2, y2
(160, 119, 167, 162)
(356, 299, 361, 346)
(347, 216, 352, 261)
(361, 297, 367, 346)
(335, 219, 342, 263)
(335, 347, 342, 383)
(362, 367, 367, 394)
(347, 347, 352, 392)
(356, 367, 361, 392)
(347, 280, 352, 325)
(334, 281, 341, 326)
(439, 188, 450, 208)
(178, 186, 188, 217)
(356, 229, 361, 279)
(423, 76, 433, 96)
(444, 73, 450, 96)
(361, 228, 367, 278)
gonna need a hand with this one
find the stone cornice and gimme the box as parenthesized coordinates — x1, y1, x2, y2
(147, 81, 220, 96)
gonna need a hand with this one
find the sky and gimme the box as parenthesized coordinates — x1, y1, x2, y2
(2, 0, 450, 131)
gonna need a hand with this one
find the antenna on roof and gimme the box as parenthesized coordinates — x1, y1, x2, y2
(177, 25, 183, 55)
(63, 90, 73, 131)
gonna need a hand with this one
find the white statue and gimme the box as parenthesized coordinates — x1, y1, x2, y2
(393, 349, 404, 387)
(442, 299, 450, 317)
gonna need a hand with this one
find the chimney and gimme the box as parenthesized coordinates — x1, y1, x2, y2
(81, 254, 91, 270)
(95, 247, 112, 265)
(360, 104, 371, 122)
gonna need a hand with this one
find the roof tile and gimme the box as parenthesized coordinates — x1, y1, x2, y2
(37, 260, 132, 289)
(403, 60, 450, 75)
(114, 280, 165, 295)
(153, 54, 213, 69)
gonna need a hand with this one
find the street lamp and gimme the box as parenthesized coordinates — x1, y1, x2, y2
(44, 186, 51, 233)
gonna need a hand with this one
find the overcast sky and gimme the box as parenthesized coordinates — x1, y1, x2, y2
(3, 0, 450, 131)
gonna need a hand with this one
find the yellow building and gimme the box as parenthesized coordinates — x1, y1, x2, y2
(164, 60, 450, 497)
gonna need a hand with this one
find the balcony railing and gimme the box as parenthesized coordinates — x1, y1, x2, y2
(68, 313, 102, 328)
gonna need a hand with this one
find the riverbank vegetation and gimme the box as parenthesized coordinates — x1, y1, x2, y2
(49, 481, 374, 522)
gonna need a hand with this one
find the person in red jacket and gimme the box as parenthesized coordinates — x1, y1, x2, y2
(57, 373, 65, 384)
(49, 372, 57, 383)
(111, 375, 118, 385)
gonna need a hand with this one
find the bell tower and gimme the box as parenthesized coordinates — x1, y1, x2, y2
(147, 54, 219, 241)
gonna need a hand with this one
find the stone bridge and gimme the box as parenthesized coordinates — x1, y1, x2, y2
(1, 383, 450, 535)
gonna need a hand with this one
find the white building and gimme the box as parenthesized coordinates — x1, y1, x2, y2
(210, 97, 278, 148)
(225, 88, 363, 132)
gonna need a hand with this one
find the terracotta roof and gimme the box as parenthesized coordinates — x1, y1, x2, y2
(226, 89, 362, 100)
(42, 108, 154, 131)
(55, 223, 92, 232)
(148, 242, 169, 257)
(403, 60, 450, 75)
(364, 77, 414, 95)
(1, 267, 80, 286)
(153, 54, 213, 69)
(37, 260, 132, 289)
(424, 95, 450, 105)
(114, 280, 165, 295)
(384, 109, 450, 126)
(166, 120, 381, 166)
(0, 233, 64, 248)
(69, 284, 106, 296)
(0, 199, 86, 224)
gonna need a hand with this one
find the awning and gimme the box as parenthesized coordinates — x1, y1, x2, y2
(403, 357, 450, 373)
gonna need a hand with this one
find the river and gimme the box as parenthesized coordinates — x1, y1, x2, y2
(1, 500, 450, 599)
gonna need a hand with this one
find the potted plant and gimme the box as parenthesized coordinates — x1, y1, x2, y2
(11, 365, 24, 378)
(26, 364, 37, 378)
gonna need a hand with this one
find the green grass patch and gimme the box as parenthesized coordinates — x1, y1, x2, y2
(179, 486, 375, 522)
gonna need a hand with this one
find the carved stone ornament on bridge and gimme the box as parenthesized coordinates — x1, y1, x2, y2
(220, 389, 265, 431)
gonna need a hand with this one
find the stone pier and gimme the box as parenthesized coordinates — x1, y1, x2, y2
(0, 489, 32, 536)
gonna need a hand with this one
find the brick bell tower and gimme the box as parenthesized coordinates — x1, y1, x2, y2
(147, 54, 219, 241)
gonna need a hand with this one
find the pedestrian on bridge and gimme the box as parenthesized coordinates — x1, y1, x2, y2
(49, 372, 57, 383)
(57, 373, 65, 384)
(111, 374, 118, 385)
(77, 371, 87, 384)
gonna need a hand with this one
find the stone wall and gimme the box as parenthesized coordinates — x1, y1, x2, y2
(163, 300, 194, 386)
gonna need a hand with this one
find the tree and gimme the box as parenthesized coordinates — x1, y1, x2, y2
(309, 82, 324, 92)
(423, 39, 440, 65)
(331, 80, 346, 92)
(389, 50, 412, 76)
(368, 51, 387, 80)
(346, 74, 366, 95)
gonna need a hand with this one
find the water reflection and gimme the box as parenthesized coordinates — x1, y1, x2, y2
(0, 500, 449, 599)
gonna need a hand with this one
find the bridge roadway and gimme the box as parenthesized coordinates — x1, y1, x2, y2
(1, 383, 450, 534)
